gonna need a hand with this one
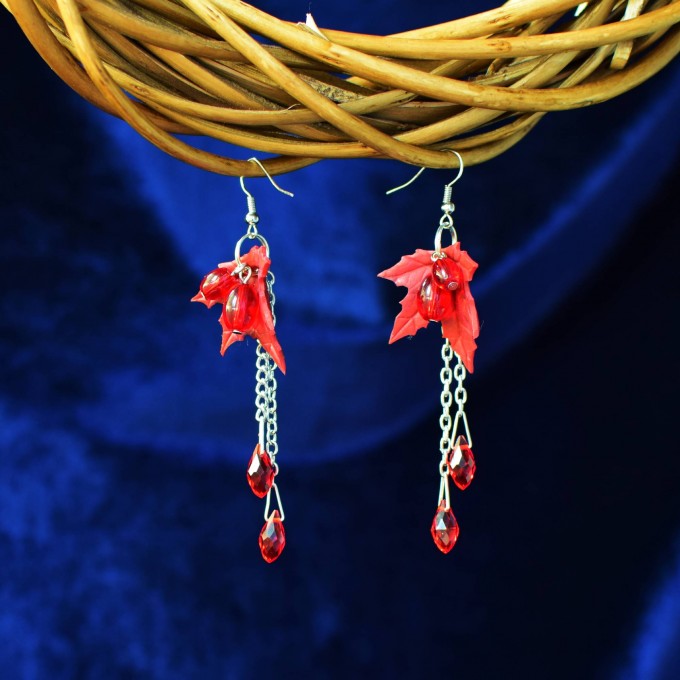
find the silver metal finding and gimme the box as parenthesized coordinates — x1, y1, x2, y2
(438, 339, 454, 509)
(255, 344, 269, 448)
(264, 483, 285, 521)
(238, 157, 293, 236)
(383, 151, 464, 255)
(437, 474, 451, 511)
(233, 232, 270, 266)
(439, 339, 454, 456)
(450, 354, 473, 447)
(385, 149, 464, 195)
(385, 166, 427, 195)
(253, 273, 279, 471)
(435, 150, 464, 252)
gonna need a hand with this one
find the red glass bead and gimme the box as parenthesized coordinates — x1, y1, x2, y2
(224, 283, 258, 332)
(259, 510, 286, 563)
(449, 436, 476, 490)
(416, 276, 454, 321)
(431, 500, 459, 554)
(246, 444, 275, 498)
(433, 258, 463, 292)
(199, 267, 238, 304)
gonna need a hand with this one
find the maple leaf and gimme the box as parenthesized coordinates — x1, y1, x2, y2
(378, 242, 480, 373)
(193, 245, 286, 373)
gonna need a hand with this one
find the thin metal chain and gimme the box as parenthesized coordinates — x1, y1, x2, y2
(453, 358, 467, 411)
(255, 344, 269, 448)
(264, 274, 278, 460)
(451, 352, 473, 448)
(262, 272, 281, 519)
(438, 340, 454, 509)
(265, 354, 278, 460)
(439, 340, 454, 456)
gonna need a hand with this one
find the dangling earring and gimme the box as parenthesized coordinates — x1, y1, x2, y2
(379, 151, 479, 554)
(192, 158, 292, 563)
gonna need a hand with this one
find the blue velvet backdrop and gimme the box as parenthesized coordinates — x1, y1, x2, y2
(1, 1, 680, 677)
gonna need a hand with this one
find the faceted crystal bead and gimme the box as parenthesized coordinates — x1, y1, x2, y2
(416, 275, 454, 321)
(246, 444, 275, 498)
(449, 436, 476, 490)
(433, 258, 463, 292)
(200, 267, 238, 303)
(224, 283, 258, 332)
(431, 500, 459, 554)
(259, 510, 286, 563)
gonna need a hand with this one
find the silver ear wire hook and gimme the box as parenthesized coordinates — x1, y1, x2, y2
(385, 150, 464, 197)
(442, 150, 464, 207)
(385, 166, 427, 195)
(385, 151, 465, 255)
(239, 157, 294, 232)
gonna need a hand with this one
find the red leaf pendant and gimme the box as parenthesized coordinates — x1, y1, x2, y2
(192, 245, 286, 373)
(378, 243, 480, 373)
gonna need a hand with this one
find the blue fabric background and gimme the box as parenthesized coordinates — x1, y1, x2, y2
(1, 2, 679, 677)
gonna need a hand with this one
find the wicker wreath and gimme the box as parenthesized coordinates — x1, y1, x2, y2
(4, 0, 680, 175)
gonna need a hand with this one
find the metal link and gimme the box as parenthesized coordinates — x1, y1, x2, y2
(265, 353, 278, 459)
(437, 341, 473, 510)
(264, 482, 285, 522)
(254, 273, 281, 466)
(439, 340, 454, 457)
(255, 345, 269, 447)
(450, 353, 472, 448)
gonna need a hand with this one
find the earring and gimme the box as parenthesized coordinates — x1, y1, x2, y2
(379, 151, 480, 554)
(191, 159, 292, 563)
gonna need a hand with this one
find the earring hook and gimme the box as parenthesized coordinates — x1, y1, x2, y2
(239, 157, 294, 202)
(385, 150, 464, 195)
(239, 157, 294, 233)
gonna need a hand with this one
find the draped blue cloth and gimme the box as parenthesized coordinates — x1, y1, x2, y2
(1, 2, 679, 677)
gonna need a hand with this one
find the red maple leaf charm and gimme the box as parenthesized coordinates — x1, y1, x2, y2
(378, 243, 480, 372)
(192, 245, 286, 373)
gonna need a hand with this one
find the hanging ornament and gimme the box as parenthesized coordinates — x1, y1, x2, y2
(192, 159, 291, 563)
(379, 151, 479, 554)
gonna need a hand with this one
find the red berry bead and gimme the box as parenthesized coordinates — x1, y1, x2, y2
(433, 258, 463, 292)
(224, 283, 258, 332)
(200, 267, 238, 304)
(416, 276, 454, 321)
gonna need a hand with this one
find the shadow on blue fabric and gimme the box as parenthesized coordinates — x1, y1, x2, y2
(0, 1, 679, 678)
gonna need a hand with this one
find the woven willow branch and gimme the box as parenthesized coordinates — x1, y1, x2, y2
(4, 0, 680, 175)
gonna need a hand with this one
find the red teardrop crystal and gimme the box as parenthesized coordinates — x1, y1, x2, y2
(433, 258, 463, 292)
(259, 510, 286, 563)
(449, 435, 476, 490)
(200, 268, 238, 304)
(431, 500, 459, 554)
(416, 276, 454, 321)
(246, 444, 275, 498)
(224, 283, 258, 332)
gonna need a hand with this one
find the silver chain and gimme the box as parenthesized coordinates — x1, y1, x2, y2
(451, 353, 473, 448)
(437, 341, 474, 509)
(256, 270, 282, 519)
(264, 274, 278, 461)
(439, 340, 454, 456)
(265, 352, 278, 461)
(254, 311, 279, 461)
(438, 340, 454, 509)
(255, 344, 269, 447)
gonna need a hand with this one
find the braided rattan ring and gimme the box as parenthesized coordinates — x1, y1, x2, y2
(4, 0, 680, 175)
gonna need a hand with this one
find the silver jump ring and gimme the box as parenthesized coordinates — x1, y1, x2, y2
(434, 223, 458, 253)
(234, 232, 270, 266)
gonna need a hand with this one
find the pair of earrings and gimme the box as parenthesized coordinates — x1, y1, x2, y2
(192, 154, 480, 563)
